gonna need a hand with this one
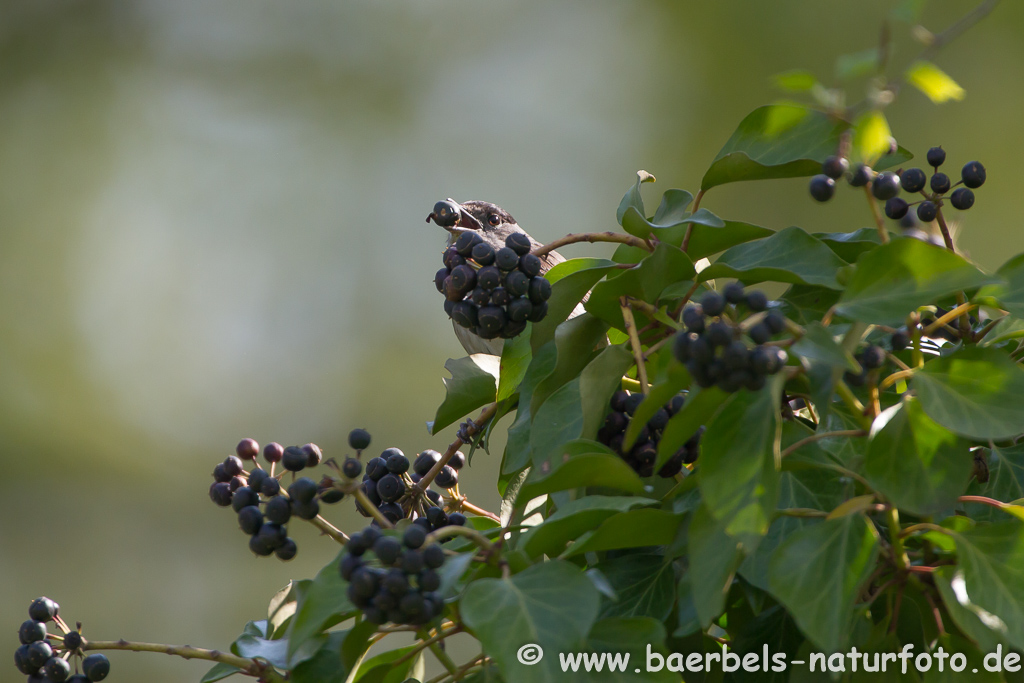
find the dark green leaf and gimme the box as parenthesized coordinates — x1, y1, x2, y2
(950, 520, 1024, 650)
(200, 663, 242, 683)
(621, 203, 724, 240)
(814, 228, 883, 262)
(674, 572, 701, 637)
(291, 631, 351, 683)
(429, 355, 499, 435)
(836, 237, 994, 326)
(585, 244, 695, 330)
(688, 503, 743, 627)
(616, 170, 656, 225)
(502, 341, 557, 474)
(532, 258, 619, 351)
(700, 375, 784, 548)
(791, 322, 860, 372)
(460, 560, 600, 683)
(353, 645, 424, 683)
(699, 226, 848, 289)
(864, 398, 971, 516)
(520, 495, 659, 559)
(778, 284, 842, 326)
(529, 378, 584, 469)
(727, 606, 805, 683)
(933, 567, 1007, 652)
(913, 347, 1024, 440)
(267, 581, 303, 639)
(684, 220, 775, 261)
(497, 332, 533, 402)
(767, 514, 880, 653)
(562, 509, 683, 557)
(655, 386, 728, 471)
(518, 441, 646, 501)
(531, 313, 608, 414)
(579, 345, 636, 441)
(977, 251, 1024, 318)
(233, 634, 289, 670)
(595, 554, 676, 621)
(963, 444, 1024, 522)
(623, 365, 689, 450)
(286, 551, 355, 660)
(701, 104, 847, 191)
(575, 617, 677, 682)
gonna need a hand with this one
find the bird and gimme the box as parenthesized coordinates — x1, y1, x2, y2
(426, 199, 577, 356)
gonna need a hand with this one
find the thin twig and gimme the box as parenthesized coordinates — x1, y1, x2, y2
(864, 186, 889, 244)
(309, 515, 349, 544)
(414, 403, 498, 496)
(532, 232, 654, 258)
(620, 298, 649, 393)
(84, 640, 285, 682)
(780, 430, 868, 459)
(680, 190, 705, 253)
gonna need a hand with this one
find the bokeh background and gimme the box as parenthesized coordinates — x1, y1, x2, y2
(1, 1, 1022, 680)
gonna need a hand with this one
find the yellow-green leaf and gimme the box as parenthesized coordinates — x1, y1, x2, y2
(906, 60, 966, 104)
(852, 110, 892, 165)
(773, 70, 818, 92)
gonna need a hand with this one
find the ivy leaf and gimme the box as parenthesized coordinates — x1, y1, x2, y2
(502, 341, 557, 474)
(623, 365, 690, 450)
(518, 440, 646, 501)
(790, 322, 860, 372)
(562, 509, 684, 557)
(852, 110, 892, 165)
(699, 375, 784, 548)
(950, 520, 1024, 650)
(460, 560, 601, 683)
(286, 551, 356, 660)
(267, 580, 303, 639)
(200, 663, 242, 683)
(579, 345, 636, 442)
(814, 228, 884, 262)
(914, 346, 1024, 440)
(836, 48, 879, 80)
(768, 514, 880, 653)
(685, 220, 774, 261)
(291, 630, 356, 683)
(836, 237, 994, 326)
(595, 554, 676, 621)
(531, 313, 608, 413)
(778, 284, 842, 326)
(520, 496, 659, 559)
(532, 258, 619, 351)
(700, 104, 846, 191)
(688, 503, 743, 627)
(698, 226, 848, 289)
(616, 170, 656, 226)
(977, 251, 1024, 318)
(353, 645, 425, 683)
(497, 332, 533, 402)
(906, 60, 966, 103)
(933, 567, 1008, 653)
(655, 386, 728, 471)
(773, 70, 819, 92)
(580, 618, 677, 682)
(864, 398, 972, 516)
(585, 244, 695, 330)
(233, 634, 289, 670)
(429, 355, 499, 435)
(963, 444, 1024, 523)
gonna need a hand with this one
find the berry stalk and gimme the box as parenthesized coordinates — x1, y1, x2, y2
(414, 403, 497, 495)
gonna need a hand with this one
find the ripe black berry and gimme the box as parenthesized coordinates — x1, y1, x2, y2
(723, 281, 745, 304)
(366, 457, 388, 481)
(263, 442, 284, 463)
(519, 253, 542, 278)
(449, 451, 466, 470)
(861, 345, 886, 369)
(63, 631, 83, 652)
(504, 270, 530, 297)
(376, 474, 405, 503)
(275, 539, 298, 561)
(19, 619, 47, 644)
(82, 654, 110, 682)
(228, 475, 247, 492)
(745, 290, 768, 312)
(528, 277, 552, 304)
(210, 482, 232, 506)
(505, 232, 532, 256)
(900, 168, 927, 193)
(961, 161, 986, 188)
(223, 455, 243, 477)
(930, 172, 951, 194)
(385, 450, 410, 474)
(435, 466, 458, 489)
(26, 641, 53, 669)
(706, 321, 733, 347)
(891, 329, 911, 352)
(15, 645, 33, 674)
(476, 266, 501, 290)
(623, 392, 645, 416)
(884, 197, 909, 220)
(507, 298, 533, 322)
(917, 201, 938, 223)
(293, 498, 320, 520)
(260, 476, 281, 497)
(821, 155, 848, 179)
(319, 483, 344, 504)
(872, 172, 901, 200)
(682, 306, 705, 333)
(748, 322, 771, 345)
(402, 549, 425, 574)
(443, 248, 464, 271)
(927, 147, 946, 168)
(423, 545, 445, 571)
(288, 477, 318, 504)
(237, 505, 264, 535)
(231, 486, 259, 512)
(374, 537, 402, 565)
(265, 495, 291, 524)
(236, 438, 259, 461)
(248, 468, 269, 492)
(448, 512, 467, 526)
(673, 331, 692, 363)
(342, 458, 363, 479)
(426, 506, 448, 528)
(701, 291, 726, 317)
(764, 311, 786, 335)
(950, 187, 975, 210)
(282, 446, 308, 472)
(45, 656, 71, 682)
(470, 242, 496, 266)
(340, 553, 363, 579)
(419, 569, 441, 592)
(495, 247, 520, 271)
(808, 174, 835, 202)
(414, 450, 441, 476)
(257, 522, 287, 549)
(213, 462, 230, 483)
(431, 200, 460, 227)
(848, 164, 872, 187)
(302, 443, 323, 467)
(403, 525, 427, 549)
(349, 428, 372, 451)
(434, 267, 448, 293)
(477, 306, 507, 335)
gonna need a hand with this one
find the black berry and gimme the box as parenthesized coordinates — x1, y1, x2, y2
(745, 290, 768, 312)
(930, 172, 951, 195)
(884, 197, 909, 220)
(701, 291, 726, 317)
(809, 174, 835, 202)
(237, 505, 264, 535)
(926, 147, 946, 168)
(682, 306, 705, 333)
(477, 266, 501, 290)
(434, 466, 458, 489)
(892, 329, 911, 352)
(872, 172, 900, 200)
(349, 428, 372, 451)
(45, 656, 71, 682)
(448, 512, 467, 526)
(282, 446, 308, 472)
(961, 161, 986, 188)
(288, 477, 318, 504)
(263, 442, 284, 463)
(302, 443, 323, 467)
(414, 450, 441, 476)
(900, 168, 927, 193)
(265, 495, 291, 524)
(366, 457, 388, 481)
(505, 232, 532, 256)
(63, 631, 83, 652)
(448, 451, 466, 470)
(374, 537, 402, 565)
(917, 201, 938, 223)
(210, 482, 232, 506)
(385, 450, 410, 474)
(470, 242, 496, 266)
(376, 474, 405, 502)
(495, 247, 520, 271)
(822, 155, 848, 179)
(455, 231, 482, 257)
(861, 345, 886, 369)
(403, 525, 427, 549)
(19, 619, 47, 644)
(231, 486, 259, 512)
(519, 253, 542, 278)
(260, 476, 281, 497)
(275, 539, 298, 561)
(343, 458, 363, 478)
(423, 544, 445, 569)
(82, 654, 110, 682)
(848, 164, 873, 187)
(950, 187, 975, 210)
(722, 281, 745, 304)
(223, 455, 243, 477)
(431, 200, 460, 227)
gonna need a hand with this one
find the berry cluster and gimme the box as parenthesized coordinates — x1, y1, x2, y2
(15, 597, 110, 682)
(434, 227, 551, 340)
(844, 329, 913, 386)
(354, 445, 466, 530)
(882, 148, 986, 223)
(672, 286, 789, 392)
(208, 438, 343, 561)
(340, 525, 446, 626)
(597, 390, 703, 477)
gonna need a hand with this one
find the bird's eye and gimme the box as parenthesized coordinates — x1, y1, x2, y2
(487, 214, 501, 226)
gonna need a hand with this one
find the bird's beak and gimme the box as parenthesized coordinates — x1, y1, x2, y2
(426, 198, 483, 235)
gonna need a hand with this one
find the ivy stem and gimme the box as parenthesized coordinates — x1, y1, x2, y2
(620, 298, 649, 394)
(878, 369, 916, 391)
(886, 507, 910, 570)
(310, 515, 349, 544)
(960, 494, 1015, 510)
(680, 190, 706, 253)
(864, 186, 889, 244)
(532, 232, 654, 258)
(414, 403, 498, 497)
(886, 352, 912, 373)
(922, 302, 976, 337)
(776, 508, 828, 519)
(835, 379, 869, 427)
(779, 430, 868, 459)
(429, 641, 461, 677)
(392, 626, 463, 667)
(973, 316, 1004, 344)
(82, 639, 285, 682)
(455, 497, 501, 523)
(900, 522, 954, 538)
(355, 486, 395, 528)
(425, 524, 494, 551)
(908, 314, 924, 368)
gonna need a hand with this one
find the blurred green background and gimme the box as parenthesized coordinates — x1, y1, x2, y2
(1, 1, 1022, 680)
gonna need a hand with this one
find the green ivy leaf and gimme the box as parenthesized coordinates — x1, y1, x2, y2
(814, 228, 883, 262)
(520, 495, 658, 559)
(836, 237, 993, 325)
(688, 503, 743, 627)
(700, 375, 784, 548)
(497, 332, 533, 402)
(778, 284, 842, 326)
(836, 48, 880, 80)
(460, 560, 601, 683)
(977, 251, 1024, 318)
(773, 70, 819, 92)
(233, 634, 289, 670)
(518, 441, 646, 501)
(502, 341, 557, 474)
(291, 630, 354, 683)
(768, 514, 880, 653)
(595, 554, 676, 621)
(852, 110, 892, 165)
(267, 580, 303, 639)
(616, 170, 656, 225)
(579, 345, 636, 442)
(621, 204, 725, 240)
(623, 365, 690, 450)
(655, 386, 728, 471)
(790, 322, 860, 372)
(200, 662, 242, 683)
(698, 226, 848, 289)
(531, 313, 608, 414)
(286, 551, 356, 660)
(429, 355, 499, 435)
(950, 520, 1024, 650)
(353, 645, 424, 683)
(913, 346, 1024, 440)
(532, 258, 619, 351)
(562, 509, 683, 557)
(933, 567, 1007, 653)
(685, 220, 774, 261)
(585, 244, 696, 330)
(963, 444, 1024, 522)
(864, 398, 972, 516)
(580, 617, 676, 682)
